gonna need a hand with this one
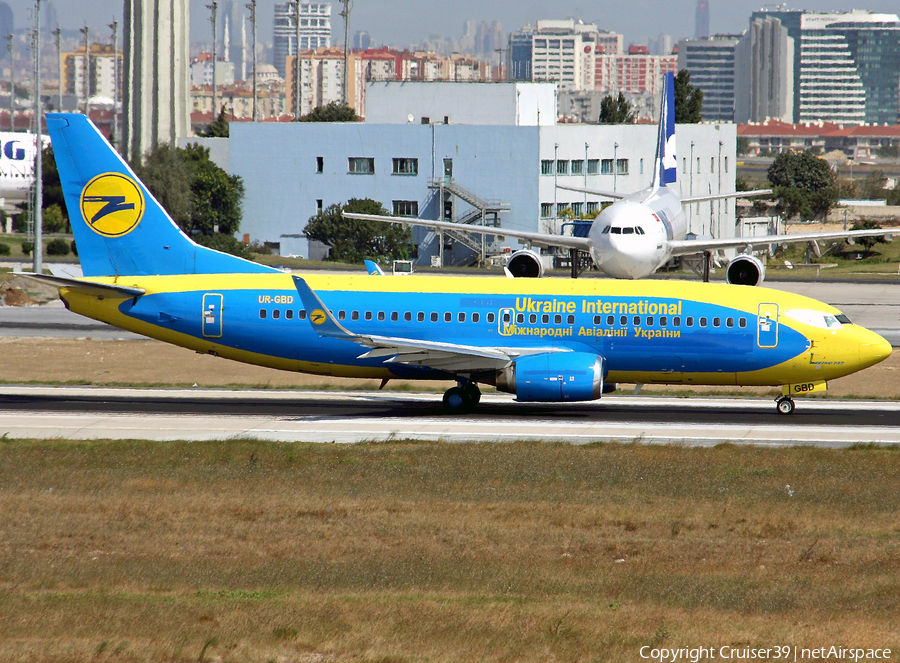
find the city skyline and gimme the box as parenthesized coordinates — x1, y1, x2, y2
(5, 0, 900, 53)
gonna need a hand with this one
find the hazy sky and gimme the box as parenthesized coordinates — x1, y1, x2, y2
(7, 0, 900, 49)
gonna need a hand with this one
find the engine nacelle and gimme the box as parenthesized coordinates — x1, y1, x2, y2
(506, 249, 546, 278)
(495, 352, 605, 402)
(725, 254, 765, 286)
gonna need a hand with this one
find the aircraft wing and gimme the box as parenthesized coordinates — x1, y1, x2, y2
(682, 189, 773, 204)
(555, 185, 626, 200)
(342, 212, 593, 251)
(292, 276, 563, 373)
(666, 227, 894, 257)
(13, 272, 146, 298)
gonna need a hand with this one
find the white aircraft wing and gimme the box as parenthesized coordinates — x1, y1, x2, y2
(555, 185, 626, 200)
(682, 189, 773, 204)
(667, 227, 894, 257)
(342, 212, 593, 251)
(292, 275, 565, 373)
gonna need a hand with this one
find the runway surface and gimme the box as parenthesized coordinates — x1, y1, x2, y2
(1, 385, 899, 447)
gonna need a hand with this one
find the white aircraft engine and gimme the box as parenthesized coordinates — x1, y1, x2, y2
(725, 254, 765, 286)
(505, 249, 546, 278)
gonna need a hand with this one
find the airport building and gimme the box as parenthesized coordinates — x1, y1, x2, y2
(207, 82, 737, 264)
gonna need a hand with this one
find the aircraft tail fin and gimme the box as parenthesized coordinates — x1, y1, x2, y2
(651, 71, 676, 191)
(46, 113, 276, 277)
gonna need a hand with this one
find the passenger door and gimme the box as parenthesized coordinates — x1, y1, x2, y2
(202, 293, 223, 338)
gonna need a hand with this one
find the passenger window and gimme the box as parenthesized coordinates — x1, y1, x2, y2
(633, 316, 640, 326)
(660, 316, 667, 326)
(646, 316, 654, 326)
(377, 311, 385, 321)
(516, 313, 524, 324)
(673, 316, 680, 327)
(299, 310, 307, 320)
(501, 311, 510, 324)
(417, 312, 425, 322)
(431, 312, 439, 322)
(458, 312, 466, 323)
(286, 309, 294, 320)
(542, 314, 549, 324)
(365, 311, 373, 321)
(391, 311, 399, 322)
(444, 312, 452, 322)
(686, 317, 694, 327)
(273, 309, 281, 319)
(487, 312, 496, 323)
(351, 311, 359, 321)
(726, 317, 734, 328)
(713, 317, 720, 327)
(338, 310, 346, 320)
(620, 315, 627, 325)
(531, 314, 539, 324)
(700, 317, 708, 327)
(739, 318, 747, 328)
(404, 311, 412, 321)
(567, 315, 574, 324)
(259, 309, 267, 319)
(554, 314, 562, 324)
(607, 315, 614, 325)
(593, 315, 601, 325)
(472, 312, 480, 323)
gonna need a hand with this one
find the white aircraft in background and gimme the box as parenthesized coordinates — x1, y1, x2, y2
(346, 73, 892, 285)
(0, 132, 47, 214)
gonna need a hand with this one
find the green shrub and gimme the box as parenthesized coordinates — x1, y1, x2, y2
(46, 238, 70, 256)
(21, 240, 33, 256)
(0, 242, 10, 256)
(70, 240, 78, 257)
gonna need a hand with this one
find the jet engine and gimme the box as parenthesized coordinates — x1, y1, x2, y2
(505, 249, 546, 278)
(495, 352, 605, 402)
(725, 254, 765, 286)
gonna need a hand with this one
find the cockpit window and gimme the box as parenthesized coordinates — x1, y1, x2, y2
(623, 227, 634, 235)
(611, 227, 621, 234)
(785, 309, 844, 330)
(836, 314, 852, 325)
(602, 226, 611, 234)
(636, 227, 645, 235)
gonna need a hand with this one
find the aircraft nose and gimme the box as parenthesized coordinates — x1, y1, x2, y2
(859, 332, 892, 369)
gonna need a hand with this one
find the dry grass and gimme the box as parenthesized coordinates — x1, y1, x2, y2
(2, 337, 900, 399)
(0, 439, 898, 662)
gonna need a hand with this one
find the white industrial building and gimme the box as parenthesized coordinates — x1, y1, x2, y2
(201, 82, 738, 264)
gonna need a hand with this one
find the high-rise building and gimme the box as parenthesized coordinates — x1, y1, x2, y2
(677, 34, 740, 122)
(272, 2, 331, 78)
(734, 16, 794, 124)
(595, 46, 676, 96)
(63, 43, 123, 106)
(123, 0, 190, 162)
(695, 0, 710, 39)
(218, 0, 248, 81)
(747, 9, 900, 126)
(353, 30, 371, 51)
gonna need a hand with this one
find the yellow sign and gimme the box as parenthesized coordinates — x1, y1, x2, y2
(80, 173, 145, 237)
(310, 309, 327, 325)
(782, 380, 827, 396)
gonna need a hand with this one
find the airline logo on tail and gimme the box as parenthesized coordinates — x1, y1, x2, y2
(80, 173, 145, 237)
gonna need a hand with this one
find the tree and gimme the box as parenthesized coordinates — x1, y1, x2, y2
(858, 170, 888, 200)
(300, 101, 359, 122)
(304, 198, 413, 264)
(134, 143, 193, 228)
(847, 219, 889, 252)
(180, 143, 244, 236)
(673, 69, 703, 123)
(41, 145, 67, 227)
(736, 136, 750, 156)
(767, 150, 838, 220)
(598, 92, 634, 124)
(201, 106, 230, 137)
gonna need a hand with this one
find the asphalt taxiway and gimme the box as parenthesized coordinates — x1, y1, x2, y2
(1, 386, 899, 447)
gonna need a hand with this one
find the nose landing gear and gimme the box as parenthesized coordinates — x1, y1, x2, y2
(775, 396, 795, 415)
(443, 381, 481, 413)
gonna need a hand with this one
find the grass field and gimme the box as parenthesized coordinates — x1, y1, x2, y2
(0, 440, 898, 662)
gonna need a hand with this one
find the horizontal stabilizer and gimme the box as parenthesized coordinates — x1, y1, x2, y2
(682, 189, 773, 204)
(13, 272, 145, 298)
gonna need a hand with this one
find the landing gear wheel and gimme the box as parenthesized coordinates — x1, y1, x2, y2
(776, 396, 795, 415)
(443, 386, 467, 413)
(463, 383, 481, 407)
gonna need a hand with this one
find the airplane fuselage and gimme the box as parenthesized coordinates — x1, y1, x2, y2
(588, 186, 687, 279)
(59, 273, 889, 390)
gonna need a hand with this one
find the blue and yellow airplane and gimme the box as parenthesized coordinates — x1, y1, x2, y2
(20, 113, 892, 415)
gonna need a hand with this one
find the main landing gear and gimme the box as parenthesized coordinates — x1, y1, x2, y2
(443, 381, 481, 413)
(775, 396, 795, 415)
